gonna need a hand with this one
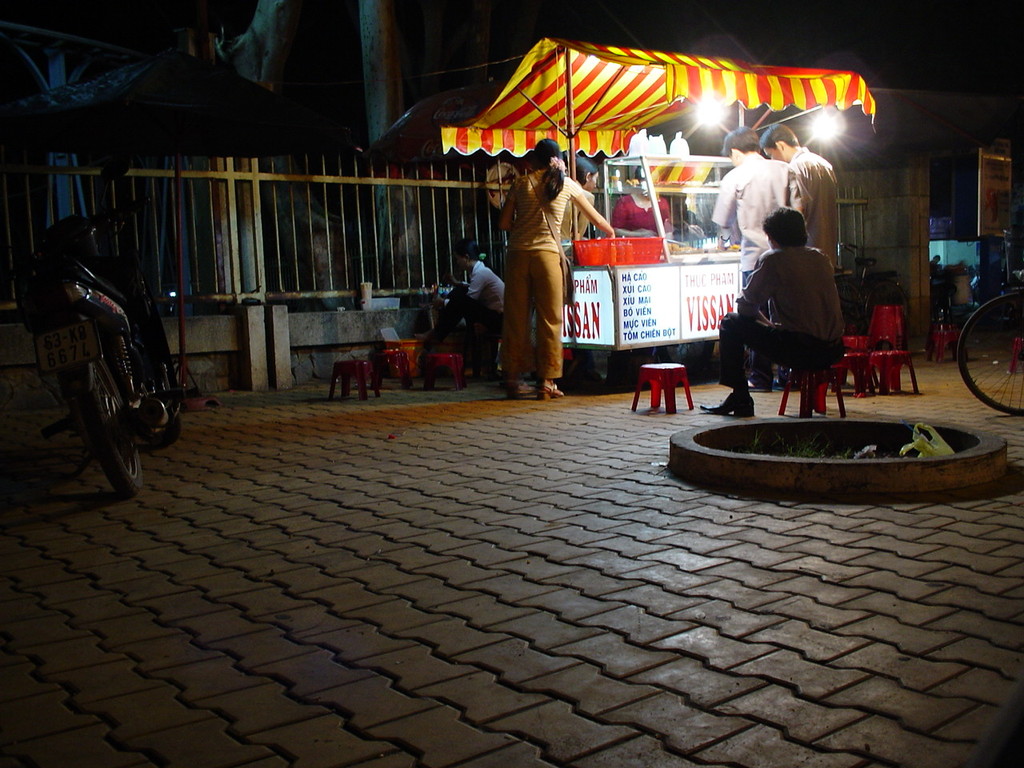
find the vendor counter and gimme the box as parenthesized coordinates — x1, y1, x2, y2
(562, 252, 741, 350)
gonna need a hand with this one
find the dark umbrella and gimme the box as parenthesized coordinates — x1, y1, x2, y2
(0, 49, 355, 396)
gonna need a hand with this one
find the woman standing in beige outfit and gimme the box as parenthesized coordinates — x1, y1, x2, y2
(499, 139, 614, 399)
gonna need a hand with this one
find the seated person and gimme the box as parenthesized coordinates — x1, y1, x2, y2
(701, 207, 845, 417)
(611, 168, 671, 237)
(562, 154, 600, 241)
(417, 238, 503, 346)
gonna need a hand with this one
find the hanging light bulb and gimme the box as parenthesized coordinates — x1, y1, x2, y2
(812, 111, 844, 141)
(696, 98, 724, 126)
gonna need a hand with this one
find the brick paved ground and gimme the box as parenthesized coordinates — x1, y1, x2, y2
(2, 351, 1022, 768)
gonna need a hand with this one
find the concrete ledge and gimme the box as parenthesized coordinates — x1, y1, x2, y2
(669, 419, 1007, 495)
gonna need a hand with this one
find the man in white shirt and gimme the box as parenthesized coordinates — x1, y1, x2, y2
(417, 239, 503, 346)
(712, 126, 794, 390)
(760, 123, 838, 266)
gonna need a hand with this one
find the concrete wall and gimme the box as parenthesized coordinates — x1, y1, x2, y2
(0, 307, 423, 411)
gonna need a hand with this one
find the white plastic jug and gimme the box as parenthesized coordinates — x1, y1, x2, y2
(647, 133, 667, 155)
(627, 129, 649, 156)
(669, 132, 690, 157)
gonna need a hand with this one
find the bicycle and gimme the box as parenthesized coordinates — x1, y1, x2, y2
(833, 243, 908, 335)
(956, 284, 1024, 415)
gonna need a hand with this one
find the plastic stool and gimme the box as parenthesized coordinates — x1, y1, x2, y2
(631, 363, 693, 414)
(778, 367, 846, 418)
(833, 352, 874, 397)
(925, 323, 960, 362)
(371, 350, 413, 389)
(869, 350, 920, 395)
(868, 304, 907, 350)
(842, 335, 871, 352)
(423, 352, 466, 390)
(328, 360, 379, 400)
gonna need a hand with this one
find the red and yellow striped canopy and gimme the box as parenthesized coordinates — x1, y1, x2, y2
(441, 38, 875, 157)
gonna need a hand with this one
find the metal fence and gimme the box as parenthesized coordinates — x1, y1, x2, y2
(0, 150, 511, 318)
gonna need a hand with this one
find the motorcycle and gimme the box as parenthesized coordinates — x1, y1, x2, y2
(17, 164, 184, 497)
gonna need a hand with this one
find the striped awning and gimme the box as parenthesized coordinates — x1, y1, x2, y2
(441, 38, 875, 157)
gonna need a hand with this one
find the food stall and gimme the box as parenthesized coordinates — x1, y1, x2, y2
(440, 38, 876, 350)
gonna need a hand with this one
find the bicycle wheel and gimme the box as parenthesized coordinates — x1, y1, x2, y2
(957, 292, 1024, 415)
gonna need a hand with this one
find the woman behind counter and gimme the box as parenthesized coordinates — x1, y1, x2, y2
(499, 139, 614, 400)
(611, 167, 672, 238)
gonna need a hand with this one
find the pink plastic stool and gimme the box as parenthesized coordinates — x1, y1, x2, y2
(833, 352, 875, 397)
(869, 350, 920, 395)
(925, 323, 960, 362)
(778, 367, 846, 418)
(842, 335, 871, 352)
(372, 350, 413, 389)
(422, 353, 466, 390)
(631, 363, 693, 413)
(868, 304, 907, 350)
(328, 360, 379, 400)
(1011, 337, 1024, 374)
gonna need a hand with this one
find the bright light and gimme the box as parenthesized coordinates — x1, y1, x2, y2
(811, 112, 844, 141)
(696, 99, 724, 126)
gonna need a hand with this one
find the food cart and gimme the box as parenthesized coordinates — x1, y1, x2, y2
(440, 38, 876, 350)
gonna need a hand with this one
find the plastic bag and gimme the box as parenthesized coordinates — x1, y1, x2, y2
(900, 423, 954, 457)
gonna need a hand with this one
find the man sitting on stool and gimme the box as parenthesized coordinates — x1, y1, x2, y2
(417, 238, 504, 347)
(701, 207, 845, 416)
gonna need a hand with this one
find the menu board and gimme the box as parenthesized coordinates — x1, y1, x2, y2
(563, 261, 740, 348)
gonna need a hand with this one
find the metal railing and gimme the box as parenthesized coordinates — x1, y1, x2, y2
(0, 150, 511, 317)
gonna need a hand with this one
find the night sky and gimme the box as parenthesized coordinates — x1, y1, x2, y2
(2, 0, 1020, 138)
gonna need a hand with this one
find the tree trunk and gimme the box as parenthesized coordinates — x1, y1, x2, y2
(359, 0, 403, 144)
(219, 0, 304, 92)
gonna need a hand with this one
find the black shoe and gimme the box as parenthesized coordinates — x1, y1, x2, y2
(700, 393, 755, 417)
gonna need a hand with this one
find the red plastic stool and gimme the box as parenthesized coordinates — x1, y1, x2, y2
(631, 363, 694, 414)
(328, 360, 379, 400)
(869, 350, 920, 395)
(925, 323, 960, 362)
(833, 352, 875, 397)
(371, 350, 413, 389)
(842, 335, 871, 352)
(778, 367, 846, 418)
(868, 304, 907, 350)
(423, 352, 466, 390)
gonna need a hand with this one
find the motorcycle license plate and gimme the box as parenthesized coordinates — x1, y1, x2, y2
(34, 320, 101, 373)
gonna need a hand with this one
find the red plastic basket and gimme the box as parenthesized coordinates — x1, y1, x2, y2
(572, 237, 663, 266)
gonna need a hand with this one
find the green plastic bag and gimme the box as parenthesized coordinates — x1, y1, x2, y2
(900, 423, 954, 457)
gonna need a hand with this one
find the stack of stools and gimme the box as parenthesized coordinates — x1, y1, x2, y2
(422, 352, 467, 391)
(867, 304, 907, 351)
(371, 349, 413, 390)
(631, 363, 693, 414)
(328, 359, 379, 401)
(834, 335, 875, 397)
(778, 367, 846, 418)
(865, 304, 919, 395)
(925, 323, 960, 362)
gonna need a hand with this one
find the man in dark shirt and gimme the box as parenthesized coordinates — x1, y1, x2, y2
(702, 207, 845, 416)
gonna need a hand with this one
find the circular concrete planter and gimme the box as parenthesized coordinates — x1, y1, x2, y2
(669, 419, 1007, 495)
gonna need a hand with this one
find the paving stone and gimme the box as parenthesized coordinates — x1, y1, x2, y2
(815, 714, 974, 768)
(570, 734, 704, 767)
(925, 637, 1024, 678)
(756, 594, 870, 631)
(830, 643, 968, 691)
(0, 723, 153, 768)
(84, 685, 212, 740)
(489, 611, 605, 649)
(486, 700, 639, 762)
(597, 583, 706, 616)
(551, 632, 678, 677)
(745, 618, 872, 662)
(0, 690, 104, 744)
(718, 684, 867, 741)
(248, 713, 402, 768)
(252, 647, 375, 695)
(667, 599, 785, 638)
(521, 663, 658, 715)
(366, 706, 518, 767)
(730, 649, 871, 699)
(823, 676, 977, 732)
(453, 638, 578, 684)
(653, 626, 775, 670)
(694, 722, 865, 768)
(926, 668, 1018, 707)
(196, 681, 334, 735)
(627, 656, 766, 707)
(601, 691, 753, 753)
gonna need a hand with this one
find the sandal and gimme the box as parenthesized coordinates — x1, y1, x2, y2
(536, 383, 565, 400)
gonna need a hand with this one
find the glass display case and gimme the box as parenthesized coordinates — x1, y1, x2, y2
(563, 154, 741, 350)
